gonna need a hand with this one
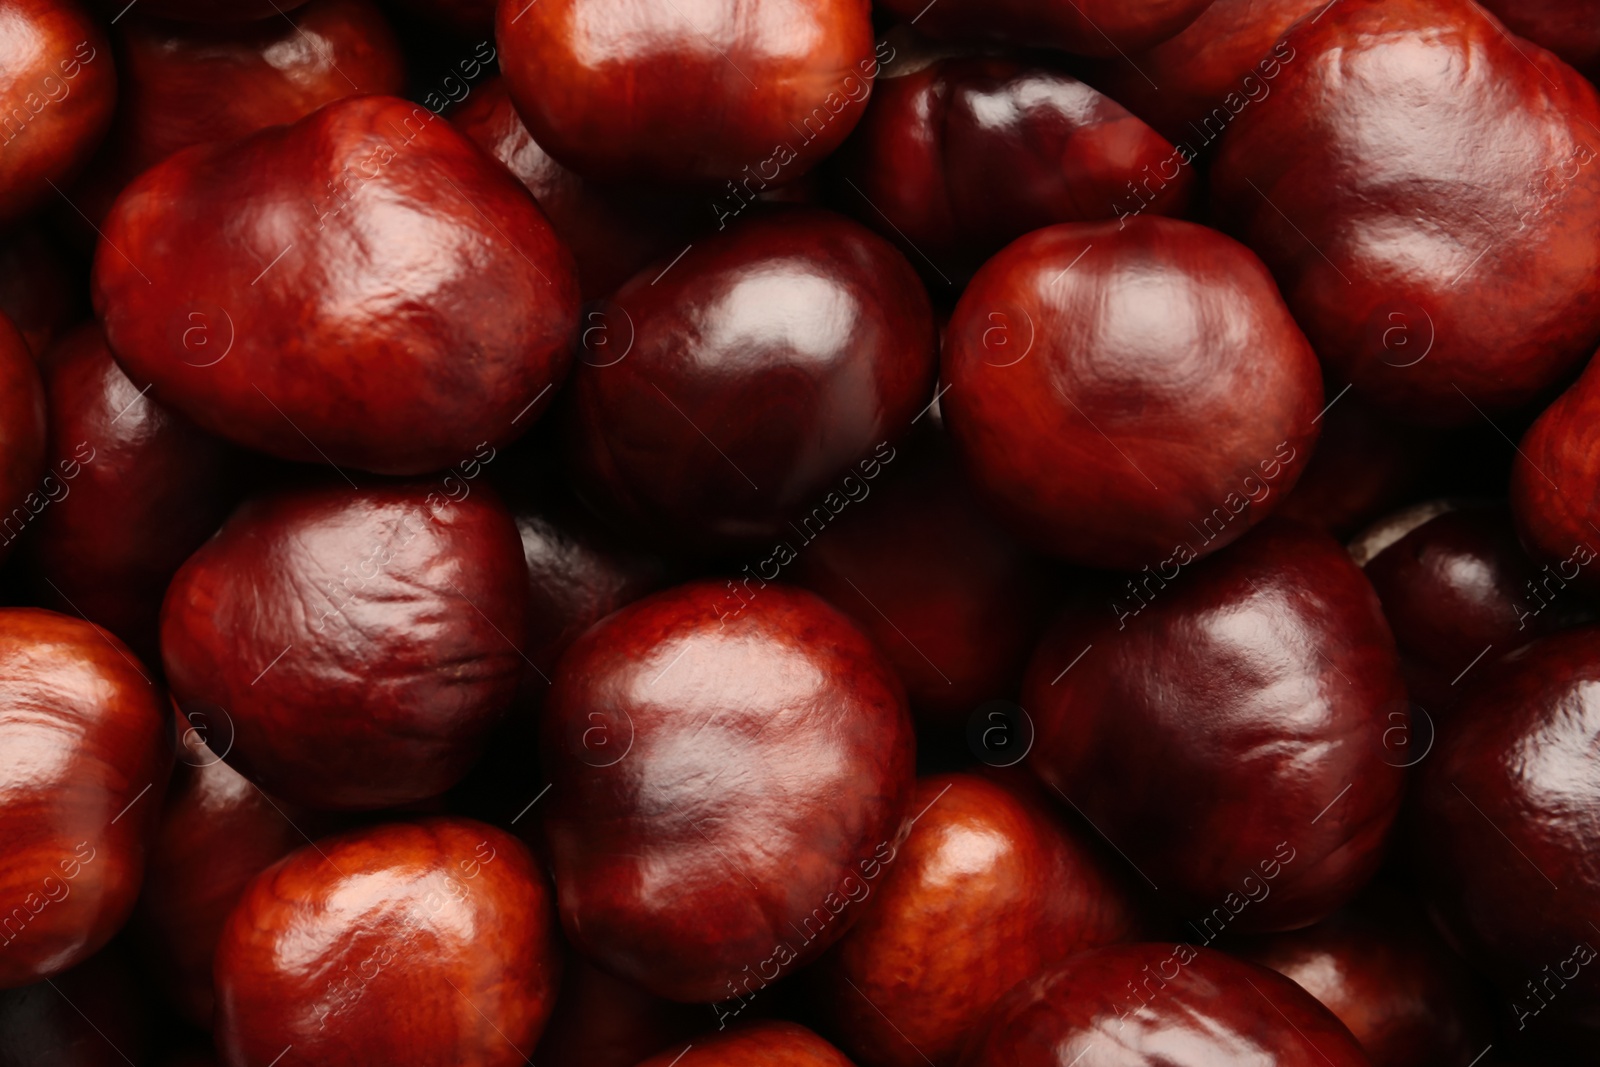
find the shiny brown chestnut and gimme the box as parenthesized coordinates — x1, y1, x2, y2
(0, 949, 151, 1067)
(214, 818, 561, 1067)
(834, 48, 1193, 282)
(92, 93, 580, 475)
(1412, 626, 1600, 1029)
(1233, 894, 1489, 1067)
(561, 208, 936, 547)
(70, 0, 406, 231)
(1512, 360, 1600, 593)
(541, 580, 915, 1004)
(1084, 0, 1325, 144)
(1211, 0, 1600, 424)
(1353, 501, 1577, 713)
(29, 323, 234, 666)
(451, 77, 701, 300)
(160, 480, 529, 811)
(133, 708, 325, 1028)
(637, 1022, 853, 1067)
(1022, 521, 1407, 931)
(0, 0, 114, 226)
(0, 227, 76, 357)
(813, 772, 1140, 1067)
(495, 0, 879, 188)
(942, 216, 1320, 570)
(961, 943, 1370, 1066)
(876, 0, 1213, 57)
(0, 312, 47, 554)
(792, 437, 1054, 729)
(0, 608, 168, 989)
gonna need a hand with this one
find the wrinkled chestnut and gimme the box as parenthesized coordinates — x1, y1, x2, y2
(942, 216, 1320, 569)
(1022, 521, 1406, 930)
(160, 480, 528, 810)
(214, 819, 561, 1067)
(93, 93, 579, 475)
(541, 581, 914, 1003)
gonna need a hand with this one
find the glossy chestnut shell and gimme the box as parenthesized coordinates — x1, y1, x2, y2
(813, 771, 1140, 1067)
(160, 480, 529, 811)
(92, 93, 580, 475)
(942, 216, 1321, 569)
(1512, 358, 1600, 592)
(1211, 0, 1600, 424)
(961, 943, 1371, 1066)
(214, 818, 561, 1067)
(495, 0, 879, 187)
(0, 608, 168, 989)
(1022, 521, 1407, 931)
(540, 580, 915, 1003)
(561, 208, 936, 547)
(638, 1021, 853, 1067)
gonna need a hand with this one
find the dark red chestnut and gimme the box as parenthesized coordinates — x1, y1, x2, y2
(495, 0, 880, 187)
(0, 312, 47, 553)
(792, 437, 1054, 728)
(160, 480, 529, 811)
(93, 93, 580, 475)
(29, 323, 234, 665)
(1234, 894, 1489, 1067)
(1085, 0, 1325, 143)
(961, 943, 1370, 1066)
(875, 0, 1213, 57)
(1353, 501, 1578, 713)
(133, 708, 324, 1028)
(1022, 521, 1407, 931)
(1513, 360, 1600, 592)
(0, 227, 76, 357)
(0, 608, 168, 989)
(636, 1022, 852, 1067)
(834, 49, 1193, 281)
(813, 772, 1140, 1067)
(0, 0, 114, 226)
(214, 818, 561, 1067)
(450, 77, 699, 299)
(561, 208, 936, 547)
(541, 580, 914, 1003)
(1412, 626, 1600, 1029)
(0, 949, 150, 1067)
(71, 0, 407, 230)
(1211, 0, 1600, 423)
(942, 216, 1320, 569)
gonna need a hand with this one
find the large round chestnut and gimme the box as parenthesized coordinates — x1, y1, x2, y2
(0, 608, 168, 989)
(1211, 0, 1600, 424)
(876, 0, 1212, 57)
(1234, 894, 1489, 1067)
(71, 0, 406, 229)
(792, 435, 1054, 729)
(133, 708, 325, 1028)
(1412, 626, 1600, 1028)
(1513, 360, 1600, 592)
(450, 77, 699, 300)
(1022, 521, 1407, 930)
(638, 1022, 853, 1067)
(92, 93, 580, 476)
(561, 208, 936, 546)
(0, 312, 47, 555)
(834, 50, 1193, 281)
(1353, 501, 1575, 712)
(942, 216, 1320, 570)
(214, 819, 561, 1067)
(495, 0, 878, 187)
(961, 943, 1370, 1066)
(1085, 0, 1326, 143)
(0, 0, 115, 226)
(160, 480, 529, 811)
(30, 323, 235, 665)
(813, 772, 1140, 1067)
(541, 580, 915, 1003)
